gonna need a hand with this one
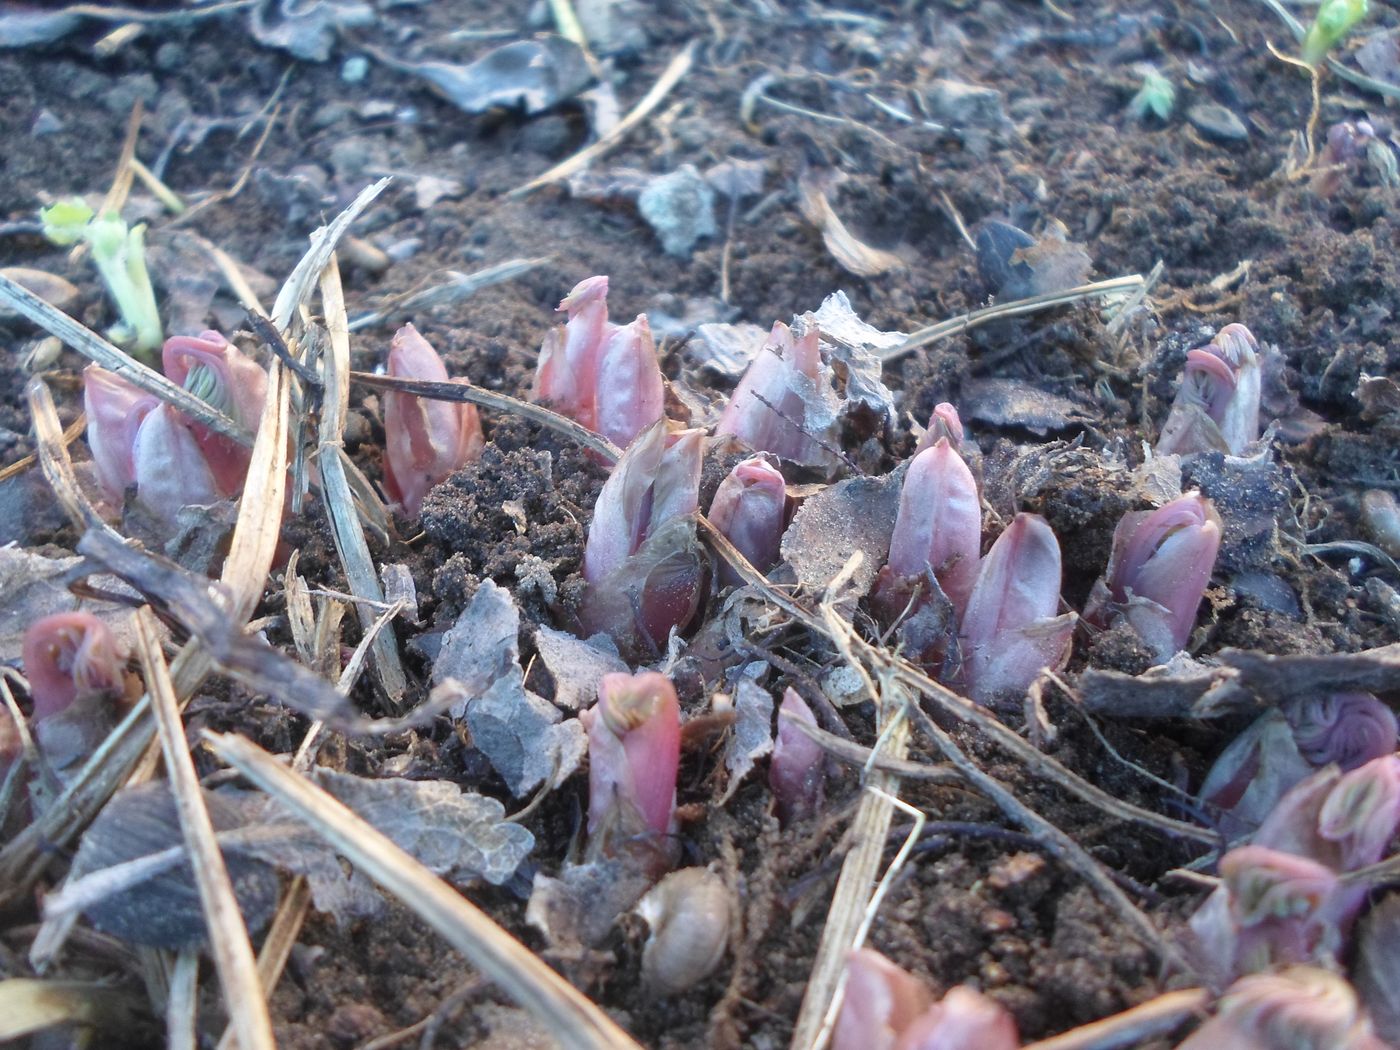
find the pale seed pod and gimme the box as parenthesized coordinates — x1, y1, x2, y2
(636, 867, 730, 994)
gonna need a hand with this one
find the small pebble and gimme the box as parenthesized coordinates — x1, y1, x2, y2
(1362, 490, 1400, 557)
(1187, 103, 1248, 142)
(341, 55, 370, 83)
(31, 110, 63, 136)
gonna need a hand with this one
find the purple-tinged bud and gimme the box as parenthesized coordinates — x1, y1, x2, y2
(914, 402, 964, 455)
(133, 403, 222, 520)
(381, 324, 484, 518)
(534, 275, 611, 432)
(1087, 493, 1221, 660)
(83, 365, 157, 505)
(1199, 711, 1315, 835)
(958, 513, 1074, 705)
(769, 689, 824, 825)
(1177, 967, 1387, 1050)
(1314, 120, 1377, 197)
(832, 949, 933, 1050)
(1289, 692, 1397, 772)
(708, 455, 787, 584)
(898, 986, 1019, 1050)
(715, 321, 839, 468)
(1156, 324, 1261, 457)
(1189, 845, 1341, 982)
(1317, 755, 1400, 873)
(583, 422, 705, 652)
(872, 438, 981, 624)
(594, 313, 666, 452)
(581, 672, 681, 846)
(21, 612, 128, 722)
(161, 330, 267, 496)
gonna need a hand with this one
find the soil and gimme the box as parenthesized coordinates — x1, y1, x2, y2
(2, 1, 1400, 1048)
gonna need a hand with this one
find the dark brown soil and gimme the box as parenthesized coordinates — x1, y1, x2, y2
(3, 1, 1399, 1047)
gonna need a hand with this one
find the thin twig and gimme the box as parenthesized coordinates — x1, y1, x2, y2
(214, 879, 313, 1050)
(510, 41, 696, 198)
(202, 732, 645, 1050)
(137, 608, 274, 1050)
(884, 274, 1146, 364)
(1021, 988, 1209, 1050)
(782, 709, 959, 782)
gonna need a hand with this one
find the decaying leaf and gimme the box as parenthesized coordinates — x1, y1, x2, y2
(797, 172, 904, 278)
(962, 378, 1093, 435)
(527, 859, 654, 951)
(248, 0, 375, 63)
(367, 36, 593, 115)
(720, 676, 773, 803)
(433, 581, 586, 795)
(810, 291, 899, 425)
(780, 467, 905, 602)
(533, 625, 628, 710)
(689, 322, 769, 378)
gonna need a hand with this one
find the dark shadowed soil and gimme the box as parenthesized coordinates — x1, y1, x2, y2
(3, 1, 1400, 1047)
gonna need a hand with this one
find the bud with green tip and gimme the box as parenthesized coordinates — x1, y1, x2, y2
(1302, 0, 1369, 67)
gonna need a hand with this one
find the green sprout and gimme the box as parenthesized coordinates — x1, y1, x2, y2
(1302, 0, 1368, 67)
(1129, 69, 1175, 121)
(39, 197, 162, 359)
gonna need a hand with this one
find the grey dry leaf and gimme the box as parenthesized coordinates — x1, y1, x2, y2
(689, 321, 769, 378)
(720, 677, 773, 803)
(638, 165, 718, 259)
(780, 467, 905, 603)
(248, 0, 375, 63)
(533, 625, 628, 710)
(366, 37, 593, 115)
(432, 580, 586, 795)
(810, 291, 900, 425)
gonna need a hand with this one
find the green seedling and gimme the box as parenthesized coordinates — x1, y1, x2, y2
(1129, 69, 1175, 121)
(39, 197, 162, 359)
(1302, 0, 1368, 67)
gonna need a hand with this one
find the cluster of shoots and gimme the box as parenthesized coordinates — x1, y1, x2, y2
(1156, 323, 1261, 457)
(381, 324, 484, 516)
(40, 198, 162, 359)
(833, 948, 1018, 1050)
(1201, 691, 1397, 833)
(1129, 68, 1175, 122)
(1189, 755, 1400, 984)
(84, 330, 267, 523)
(533, 276, 665, 451)
(1178, 967, 1386, 1050)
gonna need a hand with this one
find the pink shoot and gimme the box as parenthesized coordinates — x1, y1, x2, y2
(161, 330, 267, 496)
(22, 612, 127, 723)
(714, 321, 838, 467)
(1088, 493, 1221, 659)
(871, 437, 981, 625)
(381, 324, 484, 517)
(593, 313, 666, 452)
(769, 688, 824, 825)
(1156, 323, 1261, 456)
(133, 403, 222, 521)
(914, 402, 965, 455)
(708, 455, 787, 583)
(534, 275, 611, 431)
(83, 365, 157, 505)
(958, 513, 1074, 704)
(581, 671, 681, 846)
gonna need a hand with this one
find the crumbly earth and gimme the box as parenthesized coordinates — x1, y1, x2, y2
(2, 1, 1398, 1047)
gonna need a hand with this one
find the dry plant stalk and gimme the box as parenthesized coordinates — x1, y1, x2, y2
(137, 607, 274, 1050)
(790, 558, 911, 1050)
(1020, 988, 1209, 1050)
(203, 732, 645, 1050)
(317, 255, 407, 704)
(510, 41, 697, 198)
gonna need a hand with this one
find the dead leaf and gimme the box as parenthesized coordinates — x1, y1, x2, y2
(533, 626, 627, 710)
(797, 172, 904, 277)
(720, 678, 773, 803)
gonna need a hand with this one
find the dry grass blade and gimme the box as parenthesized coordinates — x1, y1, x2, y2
(166, 949, 199, 1050)
(137, 607, 274, 1050)
(318, 255, 407, 704)
(348, 257, 550, 332)
(215, 879, 313, 1050)
(1020, 988, 1209, 1050)
(350, 370, 622, 462)
(202, 731, 646, 1050)
(0, 978, 137, 1040)
(270, 178, 389, 330)
(223, 358, 288, 622)
(883, 274, 1146, 363)
(0, 273, 249, 445)
(510, 41, 696, 198)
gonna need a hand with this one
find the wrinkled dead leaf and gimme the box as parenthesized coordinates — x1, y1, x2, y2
(810, 291, 899, 424)
(367, 36, 592, 115)
(688, 321, 768, 377)
(527, 859, 653, 951)
(248, 0, 375, 63)
(534, 625, 627, 710)
(962, 378, 1093, 435)
(720, 678, 773, 803)
(780, 467, 904, 605)
(432, 579, 521, 705)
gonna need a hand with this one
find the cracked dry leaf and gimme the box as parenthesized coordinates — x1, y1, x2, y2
(720, 677, 773, 803)
(433, 579, 521, 709)
(533, 625, 628, 710)
(797, 172, 904, 278)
